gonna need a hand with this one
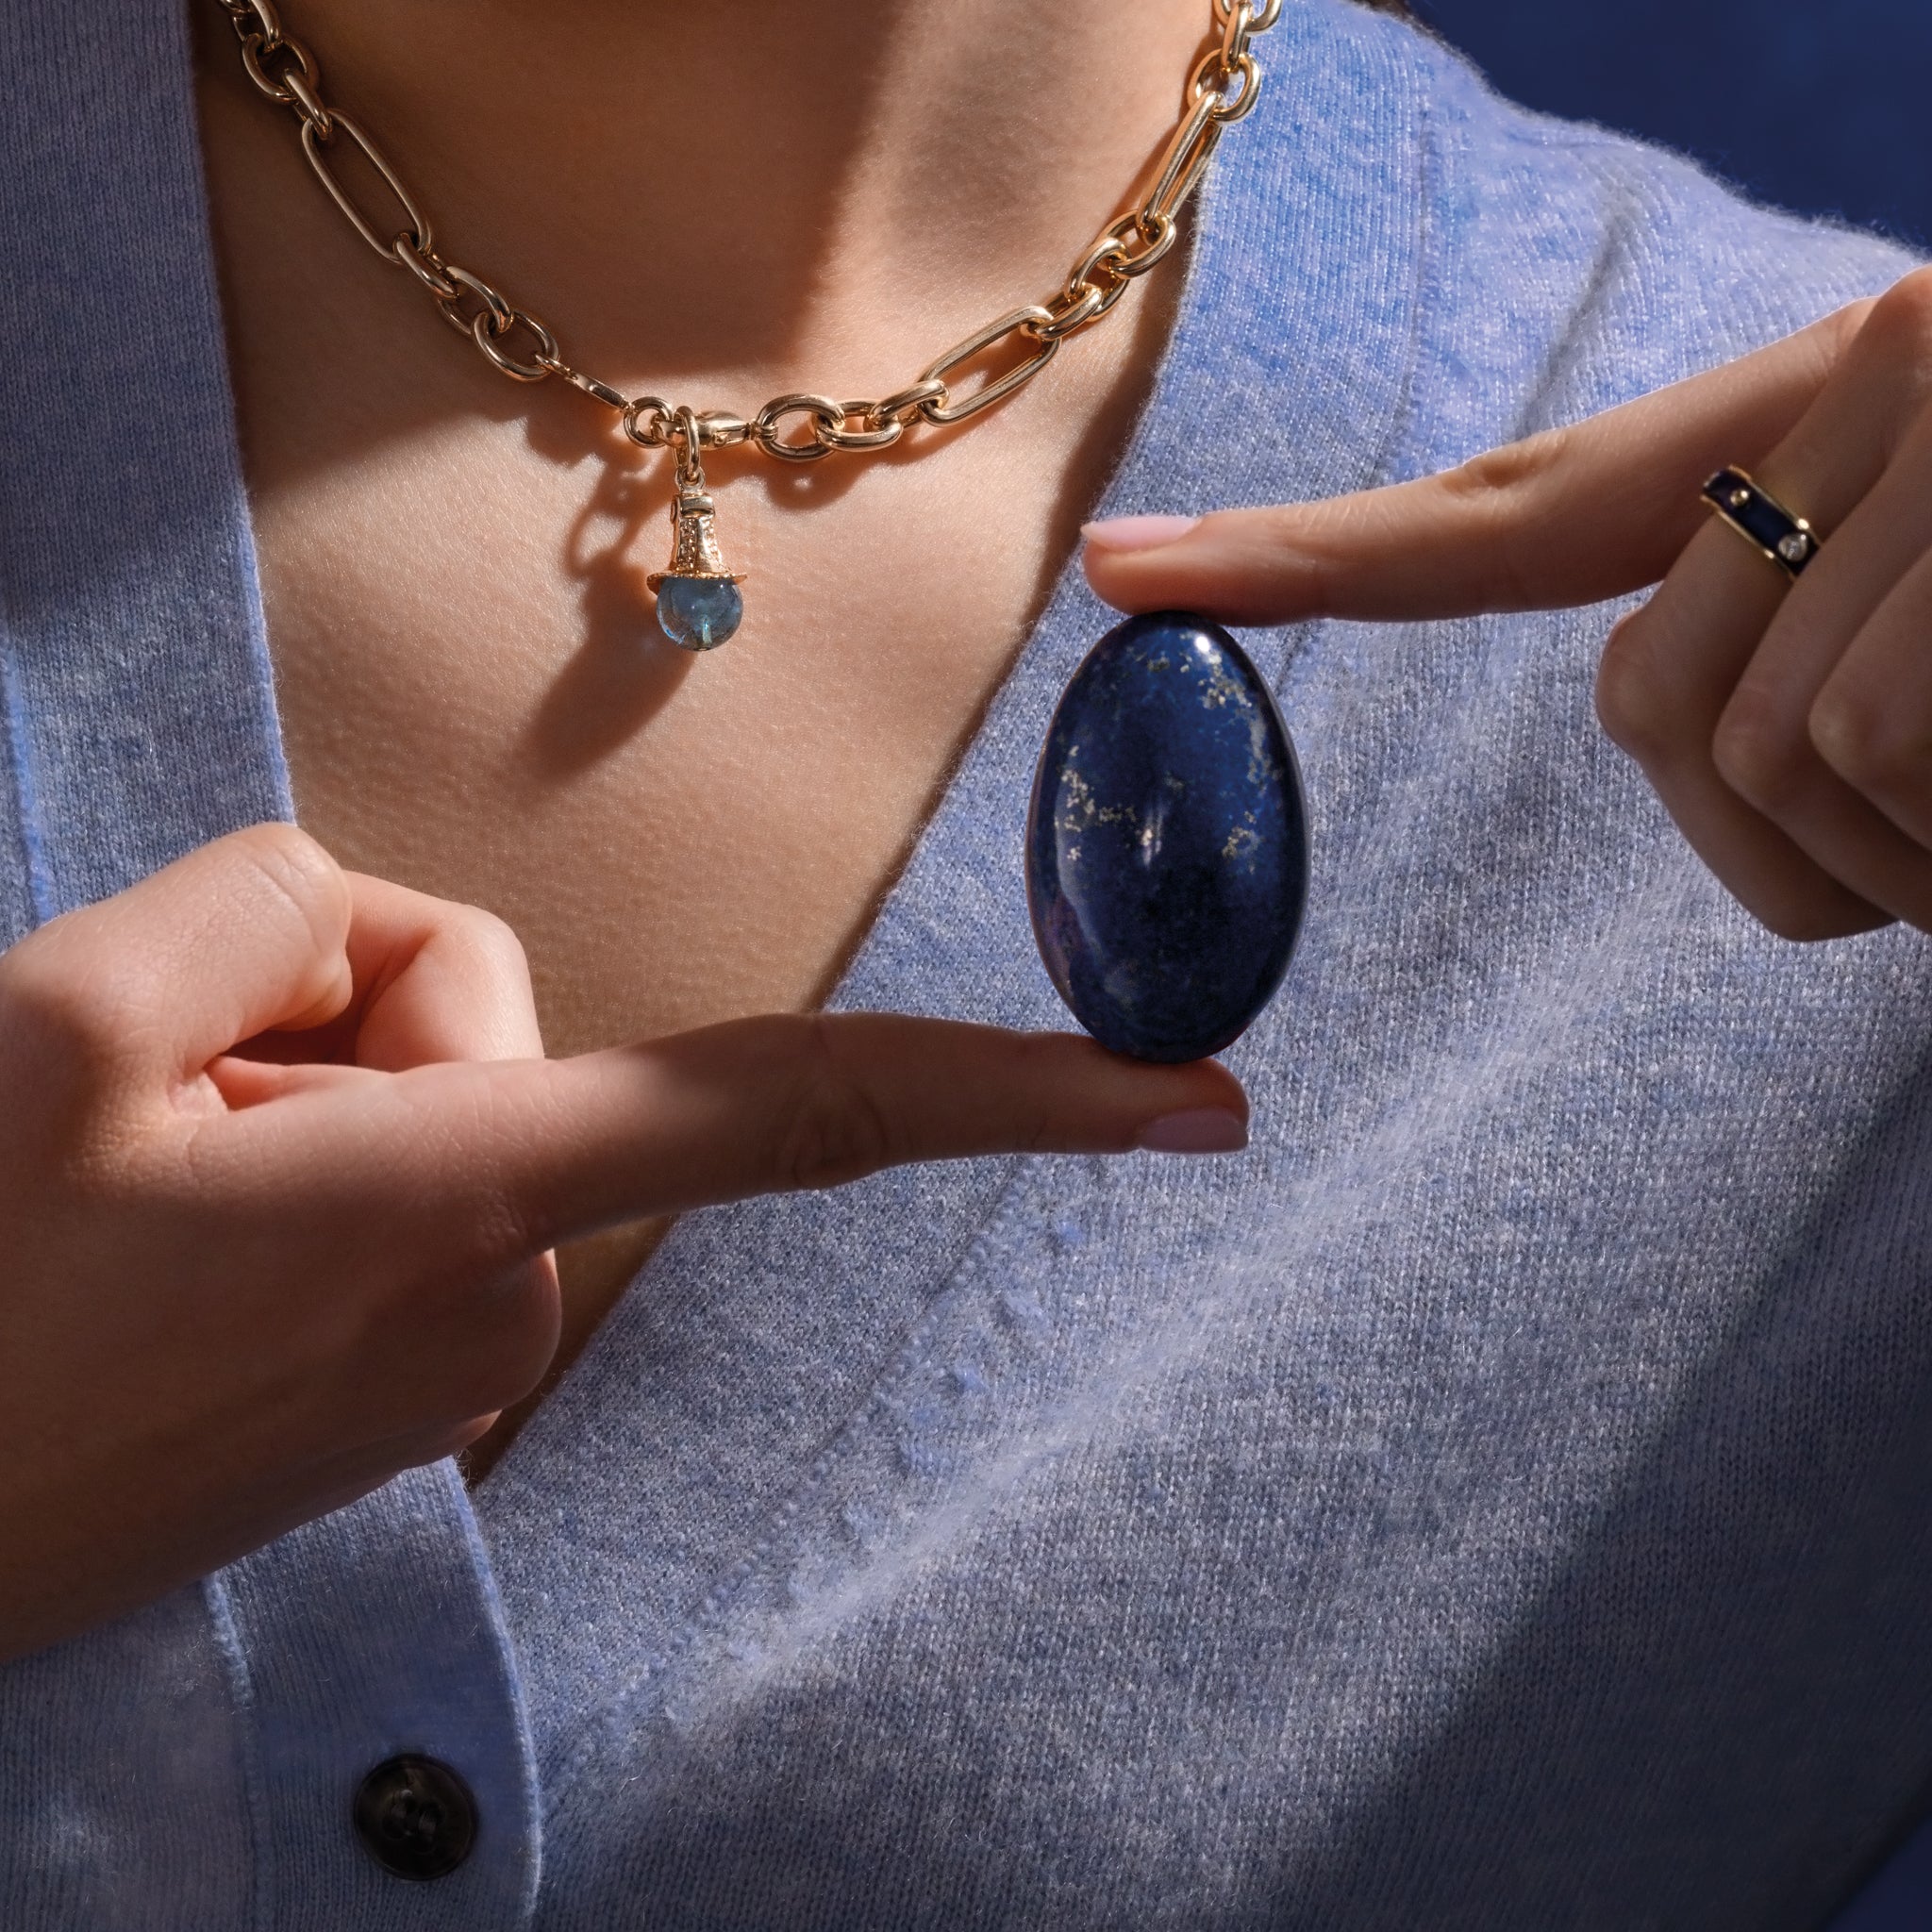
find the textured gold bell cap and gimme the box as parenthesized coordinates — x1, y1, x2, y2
(645, 492, 747, 591)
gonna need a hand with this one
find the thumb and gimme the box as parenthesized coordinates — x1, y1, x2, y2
(1082, 300, 1864, 626)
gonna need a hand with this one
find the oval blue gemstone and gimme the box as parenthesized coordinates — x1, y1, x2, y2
(656, 576, 743, 651)
(1025, 610, 1307, 1063)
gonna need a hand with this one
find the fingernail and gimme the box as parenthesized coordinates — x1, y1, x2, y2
(1135, 1108, 1248, 1155)
(1082, 513, 1202, 555)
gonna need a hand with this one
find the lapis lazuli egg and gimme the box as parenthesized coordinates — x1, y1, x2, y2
(1025, 610, 1308, 1063)
(656, 576, 743, 651)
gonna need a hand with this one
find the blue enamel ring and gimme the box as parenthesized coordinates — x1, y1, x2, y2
(1702, 467, 1820, 580)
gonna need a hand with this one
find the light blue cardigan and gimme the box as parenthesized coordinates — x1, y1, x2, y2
(3, 1, 1930, 1924)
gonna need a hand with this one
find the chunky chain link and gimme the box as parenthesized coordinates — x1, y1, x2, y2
(214, 0, 1274, 460)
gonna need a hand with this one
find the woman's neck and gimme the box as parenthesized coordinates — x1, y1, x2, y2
(282, 0, 1212, 392)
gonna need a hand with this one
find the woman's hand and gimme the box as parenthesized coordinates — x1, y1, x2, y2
(1086, 267, 1932, 942)
(0, 824, 1243, 1664)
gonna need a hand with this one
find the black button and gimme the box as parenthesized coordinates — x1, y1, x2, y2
(352, 1755, 477, 1881)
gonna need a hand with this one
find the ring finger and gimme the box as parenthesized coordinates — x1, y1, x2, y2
(1598, 308, 1932, 936)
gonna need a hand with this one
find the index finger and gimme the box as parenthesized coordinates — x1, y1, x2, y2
(250, 1012, 1251, 1258)
(1082, 302, 1868, 625)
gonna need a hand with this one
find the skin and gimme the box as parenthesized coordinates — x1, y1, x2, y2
(0, 0, 1251, 1661)
(188, 0, 1216, 1465)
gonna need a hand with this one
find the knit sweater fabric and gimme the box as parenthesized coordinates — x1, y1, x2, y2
(3, 1, 1930, 1925)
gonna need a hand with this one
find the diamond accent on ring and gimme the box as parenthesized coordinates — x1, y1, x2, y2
(1777, 532, 1812, 564)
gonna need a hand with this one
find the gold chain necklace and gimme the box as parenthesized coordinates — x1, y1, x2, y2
(213, 0, 1279, 649)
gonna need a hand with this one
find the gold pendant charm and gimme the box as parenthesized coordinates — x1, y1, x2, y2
(645, 408, 746, 651)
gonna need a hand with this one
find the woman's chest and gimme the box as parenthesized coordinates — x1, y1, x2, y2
(193, 48, 1176, 1060)
(247, 414, 1069, 1059)
(196, 51, 1180, 1411)
(246, 410, 1122, 1407)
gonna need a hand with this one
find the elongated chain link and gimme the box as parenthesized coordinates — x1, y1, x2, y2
(213, 0, 1275, 461)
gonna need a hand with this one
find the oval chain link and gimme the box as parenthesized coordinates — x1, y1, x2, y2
(214, 0, 1272, 459)
(298, 111, 431, 259)
(753, 394, 848, 463)
(919, 308, 1062, 426)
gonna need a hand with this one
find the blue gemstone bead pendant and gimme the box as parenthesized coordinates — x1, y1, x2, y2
(647, 412, 746, 651)
(1025, 611, 1309, 1064)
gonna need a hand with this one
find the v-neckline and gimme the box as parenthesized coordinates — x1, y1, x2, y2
(458, 5, 1433, 1760)
(0, 0, 1432, 1806)
(0, 0, 1429, 1565)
